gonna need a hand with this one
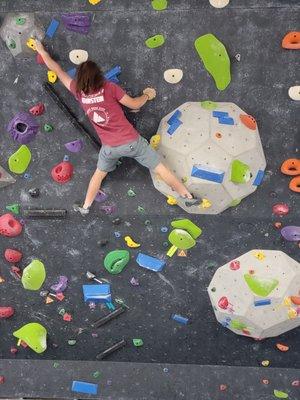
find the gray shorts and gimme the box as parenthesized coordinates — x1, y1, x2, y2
(97, 135, 160, 172)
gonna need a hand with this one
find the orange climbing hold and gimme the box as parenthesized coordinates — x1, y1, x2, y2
(289, 176, 300, 193)
(282, 31, 300, 49)
(239, 114, 257, 130)
(291, 296, 300, 305)
(281, 159, 300, 175)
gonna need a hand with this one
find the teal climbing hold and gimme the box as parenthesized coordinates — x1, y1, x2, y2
(194, 33, 231, 91)
(145, 34, 165, 49)
(151, 0, 168, 11)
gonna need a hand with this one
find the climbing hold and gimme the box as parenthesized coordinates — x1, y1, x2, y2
(47, 70, 57, 83)
(68, 339, 76, 346)
(163, 69, 183, 84)
(127, 188, 136, 197)
(63, 313, 72, 322)
(291, 380, 300, 387)
(105, 65, 122, 83)
(276, 343, 289, 352)
(104, 250, 130, 274)
(45, 18, 59, 39)
(65, 139, 84, 153)
(0, 213, 22, 237)
(0, 165, 16, 188)
(168, 229, 195, 250)
(281, 226, 300, 242)
(130, 277, 139, 286)
(26, 37, 36, 51)
(0, 307, 15, 319)
(235, 53, 241, 62)
(51, 276, 68, 293)
(28, 188, 40, 198)
(244, 274, 279, 297)
(16, 17, 26, 25)
(100, 205, 116, 215)
(6, 203, 20, 215)
(167, 110, 182, 134)
(201, 100, 217, 110)
(69, 49, 89, 65)
(29, 103, 45, 116)
(230, 160, 251, 184)
(253, 250, 266, 261)
(273, 389, 289, 399)
(209, 0, 230, 8)
(272, 203, 289, 216)
(171, 219, 202, 239)
(132, 338, 143, 347)
(72, 380, 98, 395)
(22, 259, 46, 291)
(201, 198, 212, 208)
(281, 159, 300, 176)
(82, 284, 111, 303)
(95, 190, 108, 203)
(240, 114, 257, 130)
(171, 314, 189, 325)
(282, 31, 300, 49)
(112, 218, 122, 225)
(4, 248, 22, 263)
(7, 111, 39, 144)
(114, 231, 121, 238)
(289, 176, 300, 193)
(89, 0, 101, 4)
(62, 13, 92, 34)
(136, 252, 165, 272)
(167, 195, 177, 205)
(151, 0, 168, 11)
(51, 160, 74, 184)
(145, 34, 165, 49)
(288, 86, 300, 101)
(150, 134, 161, 149)
(191, 164, 225, 183)
(43, 124, 53, 132)
(124, 236, 140, 248)
(229, 260, 240, 270)
(13, 322, 47, 354)
(194, 33, 231, 90)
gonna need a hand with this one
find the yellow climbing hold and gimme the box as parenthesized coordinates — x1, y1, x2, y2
(48, 70, 57, 83)
(167, 196, 177, 205)
(283, 297, 292, 307)
(201, 198, 212, 208)
(253, 251, 266, 261)
(150, 134, 161, 149)
(261, 360, 270, 367)
(26, 37, 36, 51)
(288, 308, 297, 319)
(89, 0, 101, 4)
(124, 236, 141, 248)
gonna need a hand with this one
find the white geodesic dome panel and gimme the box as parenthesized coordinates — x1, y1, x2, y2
(208, 250, 300, 339)
(150, 102, 266, 214)
(0, 13, 44, 57)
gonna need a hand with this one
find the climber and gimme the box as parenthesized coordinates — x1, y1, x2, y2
(35, 41, 200, 215)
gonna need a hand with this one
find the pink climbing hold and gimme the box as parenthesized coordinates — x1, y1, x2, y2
(0, 214, 23, 237)
(218, 297, 229, 309)
(29, 103, 45, 116)
(272, 203, 290, 216)
(229, 260, 240, 270)
(4, 248, 22, 263)
(51, 161, 74, 184)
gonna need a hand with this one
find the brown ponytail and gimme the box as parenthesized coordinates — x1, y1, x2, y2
(76, 61, 105, 94)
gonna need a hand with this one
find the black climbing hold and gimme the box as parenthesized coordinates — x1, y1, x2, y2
(29, 188, 40, 198)
(112, 217, 121, 225)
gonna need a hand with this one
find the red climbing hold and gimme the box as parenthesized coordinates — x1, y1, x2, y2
(0, 213, 22, 237)
(229, 260, 240, 270)
(29, 102, 45, 116)
(240, 114, 257, 130)
(51, 161, 74, 184)
(0, 376, 4, 384)
(4, 248, 22, 263)
(0, 306, 14, 319)
(272, 203, 289, 216)
(218, 296, 229, 309)
(282, 32, 300, 49)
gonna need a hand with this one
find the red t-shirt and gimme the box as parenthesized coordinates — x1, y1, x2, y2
(69, 80, 139, 146)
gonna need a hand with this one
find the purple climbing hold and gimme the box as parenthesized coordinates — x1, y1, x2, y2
(95, 190, 108, 203)
(61, 13, 92, 34)
(100, 205, 116, 215)
(7, 112, 39, 144)
(50, 276, 68, 293)
(64, 139, 84, 153)
(281, 226, 300, 242)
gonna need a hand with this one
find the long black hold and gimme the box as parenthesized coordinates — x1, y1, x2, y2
(91, 307, 126, 329)
(96, 339, 126, 360)
(23, 209, 67, 218)
(43, 82, 100, 150)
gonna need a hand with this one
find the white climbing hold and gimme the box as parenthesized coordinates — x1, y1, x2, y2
(288, 86, 300, 101)
(69, 49, 88, 65)
(163, 69, 183, 84)
(209, 0, 230, 8)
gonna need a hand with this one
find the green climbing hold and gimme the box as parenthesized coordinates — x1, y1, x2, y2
(201, 100, 217, 110)
(168, 229, 196, 250)
(8, 145, 31, 174)
(138, 206, 145, 213)
(230, 320, 247, 331)
(171, 219, 202, 239)
(43, 124, 53, 132)
(230, 160, 251, 184)
(8, 40, 16, 49)
(21, 259, 46, 291)
(133, 338, 144, 347)
(58, 308, 66, 316)
(104, 250, 130, 275)
(127, 188, 136, 197)
(53, 362, 60, 368)
(151, 0, 168, 11)
(145, 34, 165, 49)
(194, 33, 231, 91)
(92, 371, 101, 378)
(16, 17, 26, 25)
(6, 203, 20, 215)
(68, 339, 77, 346)
(274, 390, 289, 399)
(13, 322, 47, 354)
(244, 274, 279, 297)
(230, 198, 242, 207)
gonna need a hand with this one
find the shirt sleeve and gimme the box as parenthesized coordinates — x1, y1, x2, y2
(109, 82, 126, 101)
(69, 80, 79, 99)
